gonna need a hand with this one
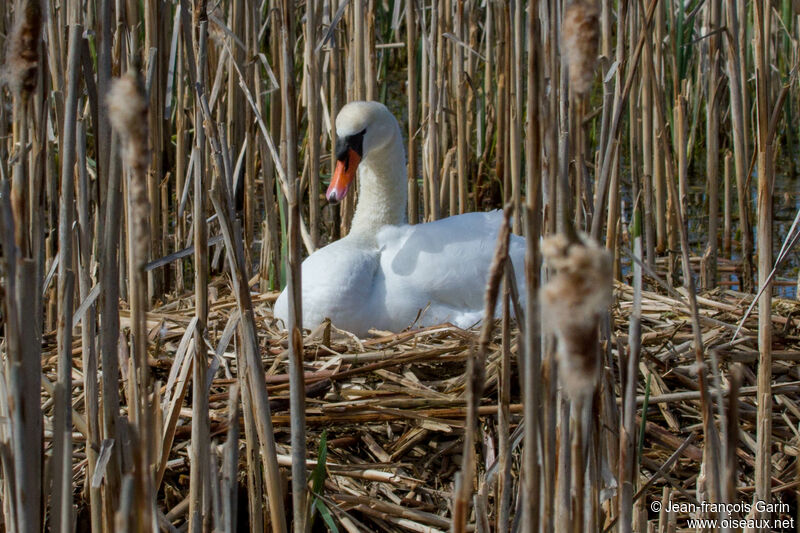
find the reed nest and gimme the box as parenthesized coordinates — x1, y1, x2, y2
(37, 257, 798, 531)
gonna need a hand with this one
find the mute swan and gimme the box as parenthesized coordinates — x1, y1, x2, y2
(274, 101, 525, 337)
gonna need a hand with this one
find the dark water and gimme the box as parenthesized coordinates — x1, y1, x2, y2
(618, 153, 799, 299)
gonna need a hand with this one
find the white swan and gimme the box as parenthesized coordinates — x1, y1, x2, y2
(274, 101, 525, 337)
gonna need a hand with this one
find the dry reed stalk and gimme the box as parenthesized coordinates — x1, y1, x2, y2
(189, 13, 212, 531)
(540, 7, 561, 529)
(723, 151, 732, 257)
(724, 2, 754, 292)
(496, 2, 508, 213)
(601, 0, 625, 274)
(144, 0, 164, 301)
(365, 0, 377, 100)
(175, 29, 187, 293)
(509, 0, 523, 233)
(597, 0, 613, 187)
(652, 1, 666, 255)
(306, 0, 322, 249)
(480, 0, 492, 168)
(455, 0, 468, 217)
(76, 119, 102, 533)
(353, 0, 366, 100)
(452, 205, 512, 533)
(640, 1, 655, 266)
(701, 0, 722, 291)
(753, 0, 774, 516)
(619, 216, 642, 533)
(555, 397, 571, 529)
(52, 4, 82, 528)
(222, 384, 240, 533)
(522, 2, 543, 531)
(406, 0, 419, 224)
(497, 282, 512, 529)
(108, 69, 154, 529)
(723, 365, 741, 512)
(242, 0, 258, 267)
(279, 0, 308, 529)
(99, 131, 124, 530)
(626, 4, 640, 256)
(427, 0, 441, 222)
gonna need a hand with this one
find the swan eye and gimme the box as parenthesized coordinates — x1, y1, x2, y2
(336, 129, 366, 161)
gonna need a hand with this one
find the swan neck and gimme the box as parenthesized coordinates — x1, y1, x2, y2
(349, 131, 407, 237)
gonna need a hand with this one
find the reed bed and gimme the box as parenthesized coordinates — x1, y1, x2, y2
(2, 0, 800, 531)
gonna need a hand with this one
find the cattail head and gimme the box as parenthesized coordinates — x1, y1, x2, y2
(540, 233, 612, 400)
(562, 1, 600, 97)
(107, 73, 149, 176)
(207, 4, 226, 45)
(3, 0, 43, 97)
(108, 72, 150, 268)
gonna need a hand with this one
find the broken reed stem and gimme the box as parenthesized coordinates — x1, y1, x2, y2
(223, 384, 240, 533)
(452, 205, 512, 533)
(723, 365, 741, 509)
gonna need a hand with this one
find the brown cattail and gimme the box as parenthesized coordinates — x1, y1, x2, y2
(107, 72, 150, 268)
(206, 4, 226, 45)
(107, 73, 149, 177)
(3, 0, 43, 96)
(562, 1, 600, 96)
(540, 233, 612, 399)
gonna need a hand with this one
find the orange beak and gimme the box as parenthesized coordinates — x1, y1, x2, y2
(327, 149, 361, 203)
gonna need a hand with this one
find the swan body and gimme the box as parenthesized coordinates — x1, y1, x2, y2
(274, 101, 526, 337)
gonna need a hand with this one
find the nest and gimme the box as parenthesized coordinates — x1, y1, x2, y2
(40, 266, 800, 530)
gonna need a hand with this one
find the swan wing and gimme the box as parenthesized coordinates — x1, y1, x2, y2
(274, 238, 383, 334)
(376, 211, 526, 328)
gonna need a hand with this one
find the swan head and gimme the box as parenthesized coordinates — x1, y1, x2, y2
(327, 101, 401, 203)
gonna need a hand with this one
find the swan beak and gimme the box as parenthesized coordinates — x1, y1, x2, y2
(327, 149, 361, 204)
